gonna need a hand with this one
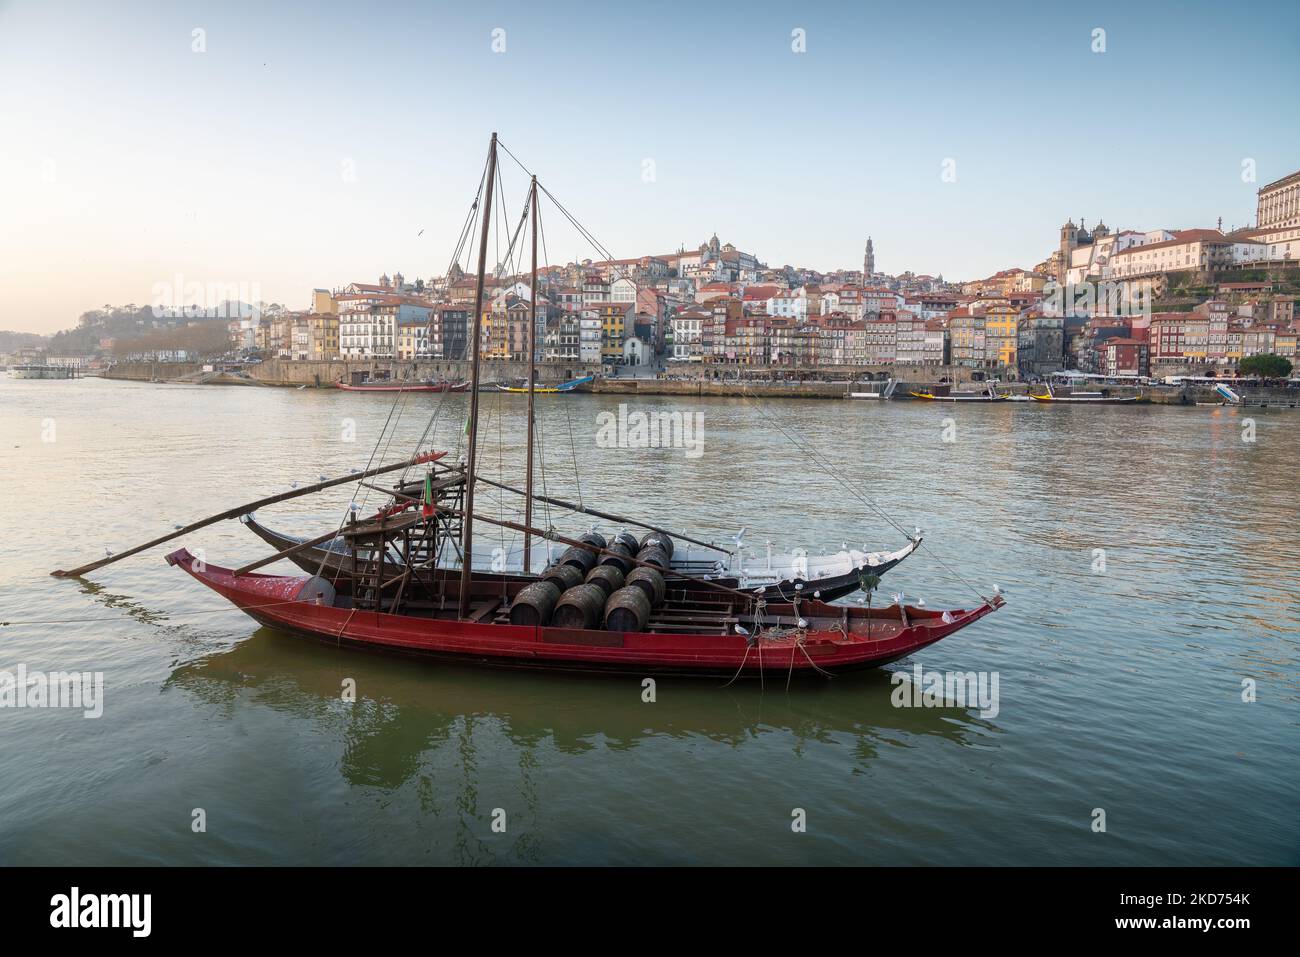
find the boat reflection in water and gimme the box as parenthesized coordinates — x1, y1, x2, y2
(164, 628, 999, 792)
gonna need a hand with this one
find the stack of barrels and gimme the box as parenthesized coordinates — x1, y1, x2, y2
(509, 531, 672, 633)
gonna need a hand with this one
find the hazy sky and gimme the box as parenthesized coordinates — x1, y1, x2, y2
(2, 0, 1298, 333)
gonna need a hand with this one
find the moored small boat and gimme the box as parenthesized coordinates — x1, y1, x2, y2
(240, 511, 922, 602)
(910, 384, 1008, 402)
(497, 375, 594, 394)
(1029, 385, 1139, 404)
(337, 379, 469, 393)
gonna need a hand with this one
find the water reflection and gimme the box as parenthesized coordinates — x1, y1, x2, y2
(165, 628, 997, 792)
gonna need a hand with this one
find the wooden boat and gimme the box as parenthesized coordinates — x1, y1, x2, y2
(165, 547, 1002, 677)
(9, 364, 77, 380)
(496, 375, 594, 394)
(239, 511, 922, 603)
(337, 379, 469, 393)
(910, 384, 1008, 402)
(846, 379, 896, 400)
(1029, 385, 1139, 404)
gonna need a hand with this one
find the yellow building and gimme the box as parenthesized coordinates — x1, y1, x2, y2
(598, 303, 631, 361)
(308, 313, 340, 360)
(312, 289, 339, 315)
(1274, 328, 1297, 360)
(982, 304, 1020, 368)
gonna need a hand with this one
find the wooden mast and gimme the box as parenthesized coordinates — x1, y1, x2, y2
(523, 175, 538, 573)
(458, 132, 498, 616)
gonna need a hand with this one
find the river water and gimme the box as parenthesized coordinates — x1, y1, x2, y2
(0, 376, 1296, 865)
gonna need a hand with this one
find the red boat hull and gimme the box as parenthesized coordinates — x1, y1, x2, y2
(166, 549, 1002, 678)
(336, 381, 469, 393)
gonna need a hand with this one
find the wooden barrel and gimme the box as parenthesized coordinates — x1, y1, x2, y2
(558, 545, 597, 574)
(639, 532, 674, 558)
(597, 541, 634, 573)
(552, 583, 608, 630)
(625, 566, 666, 606)
(584, 564, 625, 597)
(604, 585, 652, 633)
(579, 531, 608, 551)
(541, 563, 584, 592)
(613, 531, 641, 553)
(509, 580, 561, 626)
(635, 545, 670, 570)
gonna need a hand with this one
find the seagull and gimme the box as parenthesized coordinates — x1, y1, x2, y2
(941, 611, 954, 624)
(173, 524, 183, 530)
(319, 474, 328, 482)
(104, 548, 114, 557)
(417, 229, 425, 237)
(290, 481, 299, 489)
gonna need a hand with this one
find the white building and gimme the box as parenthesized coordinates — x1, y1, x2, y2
(768, 287, 809, 320)
(578, 312, 602, 363)
(609, 276, 637, 303)
(671, 309, 707, 360)
(1257, 169, 1300, 230)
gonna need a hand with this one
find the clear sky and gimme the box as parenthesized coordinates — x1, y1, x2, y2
(2, 0, 1298, 333)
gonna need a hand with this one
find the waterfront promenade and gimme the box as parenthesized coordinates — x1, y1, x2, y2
(97, 357, 1300, 406)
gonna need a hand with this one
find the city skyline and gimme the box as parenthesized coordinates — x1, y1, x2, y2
(3, 0, 1300, 334)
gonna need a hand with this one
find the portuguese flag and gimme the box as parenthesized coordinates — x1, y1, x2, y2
(422, 472, 435, 518)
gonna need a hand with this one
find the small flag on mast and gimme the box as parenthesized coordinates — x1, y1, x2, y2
(422, 472, 435, 518)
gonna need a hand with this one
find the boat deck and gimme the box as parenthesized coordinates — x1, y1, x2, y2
(332, 589, 911, 641)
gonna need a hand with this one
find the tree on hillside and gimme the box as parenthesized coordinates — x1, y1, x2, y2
(1239, 354, 1293, 379)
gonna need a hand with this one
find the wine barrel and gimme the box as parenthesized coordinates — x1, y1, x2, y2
(579, 531, 608, 551)
(541, 563, 584, 592)
(509, 580, 561, 626)
(639, 532, 674, 559)
(558, 545, 597, 574)
(597, 541, 634, 573)
(604, 586, 652, 633)
(625, 566, 666, 606)
(295, 576, 337, 607)
(584, 564, 625, 597)
(613, 531, 641, 553)
(552, 583, 607, 630)
(635, 545, 670, 570)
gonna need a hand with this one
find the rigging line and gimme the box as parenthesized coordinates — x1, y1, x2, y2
(398, 386, 452, 486)
(361, 385, 415, 514)
(535, 200, 553, 534)
(731, 381, 987, 603)
(428, 150, 490, 350)
(495, 138, 534, 179)
(563, 399, 582, 512)
(534, 183, 640, 292)
(310, 377, 409, 583)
